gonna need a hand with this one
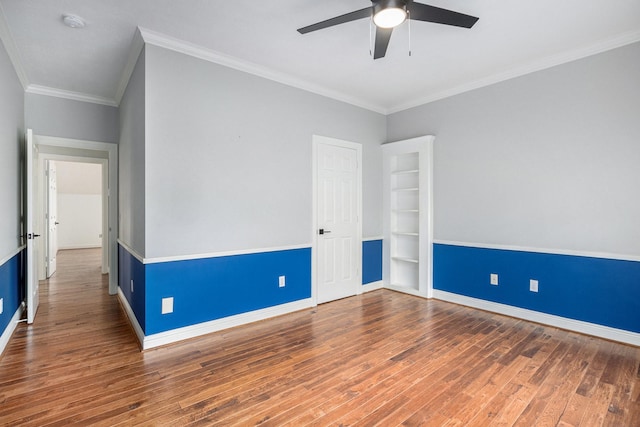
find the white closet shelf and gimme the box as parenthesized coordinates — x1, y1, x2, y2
(391, 169, 419, 175)
(392, 187, 419, 192)
(392, 256, 419, 263)
(383, 135, 434, 298)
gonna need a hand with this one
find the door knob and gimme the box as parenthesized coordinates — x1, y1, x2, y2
(54, 221, 60, 225)
(319, 229, 332, 235)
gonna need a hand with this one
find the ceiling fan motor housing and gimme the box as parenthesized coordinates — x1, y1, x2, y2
(373, 0, 408, 15)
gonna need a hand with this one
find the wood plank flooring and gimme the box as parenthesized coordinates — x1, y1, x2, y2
(1, 248, 638, 426)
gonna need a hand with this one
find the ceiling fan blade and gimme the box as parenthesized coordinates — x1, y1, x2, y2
(373, 27, 393, 59)
(408, 2, 478, 28)
(297, 7, 372, 34)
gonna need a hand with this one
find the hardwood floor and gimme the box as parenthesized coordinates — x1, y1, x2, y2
(0, 249, 638, 426)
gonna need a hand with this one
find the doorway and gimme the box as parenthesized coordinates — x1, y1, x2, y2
(312, 135, 363, 304)
(25, 133, 118, 325)
(43, 160, 105, 279)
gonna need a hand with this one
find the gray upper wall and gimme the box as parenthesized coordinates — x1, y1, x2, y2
(144, 43, 386, 258)
(118, 47, 146, 256)
(0, 37, 24, 259)
(25, 93, 119, 144)
(388, 42, 640, 256)
(12, 33, 638, 260)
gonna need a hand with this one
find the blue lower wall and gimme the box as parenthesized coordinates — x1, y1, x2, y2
(0, 251, 23, 338)
(118, 245, 146, 333)
(119, 240, 382, 337)
(145, 248, 312, 334)
(119, 244, 312, 336)
(363, 239, 382, 285)
(434, 243, 640, 333)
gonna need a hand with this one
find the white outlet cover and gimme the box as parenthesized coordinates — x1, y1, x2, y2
(162, 297, 174, 314)
(279, 275, 285, 287)
(530, 279, 539, 293)
(490, 273, 498, 285)
(0, 297, 3, 315)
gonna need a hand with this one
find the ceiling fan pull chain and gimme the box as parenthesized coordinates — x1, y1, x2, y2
(369, 17, 373, 57)
(408, 10, 412, 57)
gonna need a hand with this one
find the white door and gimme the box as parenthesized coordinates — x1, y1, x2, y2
(46, 160, 58, 277)
(315, 138, 362, 304)
(25, 129, 40, 324)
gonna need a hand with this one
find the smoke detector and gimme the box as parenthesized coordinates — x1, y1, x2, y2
(62, 14, 85, 29)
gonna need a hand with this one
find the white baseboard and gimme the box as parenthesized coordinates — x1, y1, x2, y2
(0, 304, 24, 356)
(118, 286, 316, 350)
(142, 298, 315, 350)
(117, 288, 145, 348)
(363, 280, 384, 293)
(433, 290, 640, 347)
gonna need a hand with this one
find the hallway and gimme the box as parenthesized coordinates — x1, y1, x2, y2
(0, 248, 140, 424)
(13, 248, 133, 348)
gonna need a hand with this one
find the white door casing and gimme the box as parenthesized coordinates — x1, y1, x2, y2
(26, 129, 40, 324)
(46, 160, 58, 278)
(313, 136, 362, 304)
(31, 135, 118, 295)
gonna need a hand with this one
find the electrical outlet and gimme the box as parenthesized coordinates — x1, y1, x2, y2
(530, 279, 539, 293)
(162, 297, 174, 314)
(130, 279, 134, 293)
(279, 275, 286, 288)
(490, 273, 499, 286)
(0, 297, 3, 315)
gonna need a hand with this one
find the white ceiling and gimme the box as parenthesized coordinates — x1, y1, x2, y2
(1, 0, 639, 114)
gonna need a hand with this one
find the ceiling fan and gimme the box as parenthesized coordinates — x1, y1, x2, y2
(297, 0, 479, 59)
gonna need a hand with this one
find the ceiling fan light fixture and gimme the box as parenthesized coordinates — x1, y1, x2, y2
(373, 0, 407, 28)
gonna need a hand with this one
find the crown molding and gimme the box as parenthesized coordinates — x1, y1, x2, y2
(388, 29, 640, 114)
(0, 3, 29, 89)
(2, 1, 120, 107)
(3, 11, 637, 116)
(136, 27, 387, 115)
(25, 84, 118, 107)
(136, 27, 640, 116)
